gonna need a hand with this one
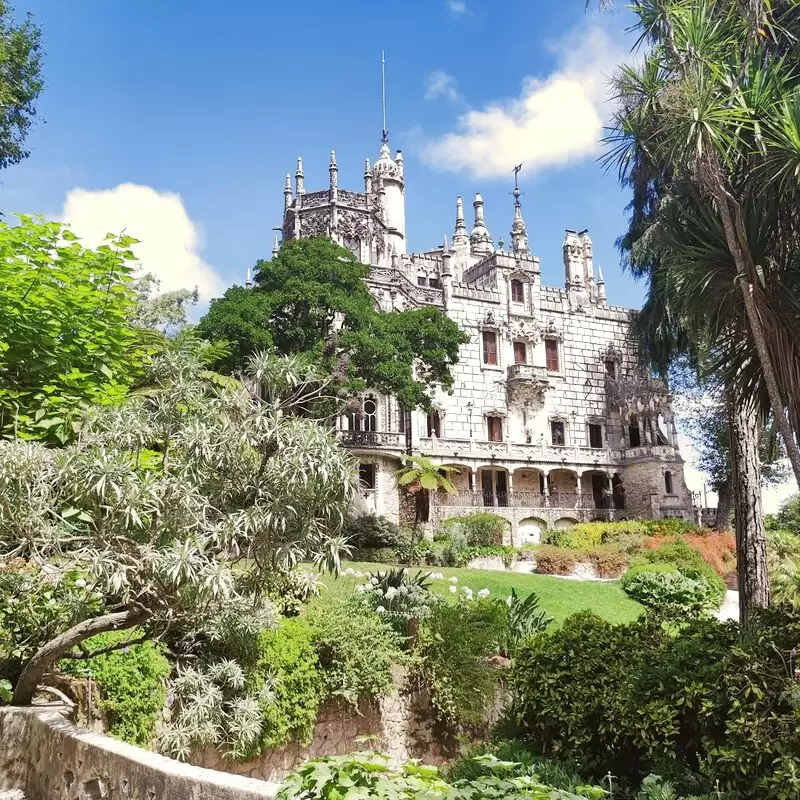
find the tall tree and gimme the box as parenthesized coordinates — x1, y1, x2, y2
(0, 1, 43, 174)
(197, 237, 469, 412)
(604, 0, 800, 618)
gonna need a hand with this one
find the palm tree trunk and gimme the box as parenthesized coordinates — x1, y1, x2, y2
(728, 387, 770, 621)
(714, 480, 734, 532)
(715, 195, 800, 488)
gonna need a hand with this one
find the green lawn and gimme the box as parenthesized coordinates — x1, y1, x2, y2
(312, 561, 642, 626)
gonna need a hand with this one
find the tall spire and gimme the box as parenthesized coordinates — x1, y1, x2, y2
(453, 196, 469, 246)
(272, 235, 280, 259)
(470, 193, 493, 256)
(329, 150, 338, 189)
(381, 50, 389, 145)
(245, 266, 252, 289)
(511, 164, 529, 254)
(283, 173, 292, 210)
(597, 264, 607, 305)
(295, 157, 305, 196)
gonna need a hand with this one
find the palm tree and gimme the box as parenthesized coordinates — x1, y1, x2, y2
(601, 0, 800, 618)
(395, 455, 458, 565)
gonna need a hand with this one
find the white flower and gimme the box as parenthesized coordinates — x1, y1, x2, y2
(356, 584, 366, 593)
(74, 578, 87, 589)
(462, 587, 473, 599)
(370, 576, 379, 585)
(478, 588, 490, 598)
(354, 570, 364, 578)
(449, 585, 458, 594)
(376, 605, 386, 614)
(398, 584, 408, 595)
(506, 595, 514, 606)
(48, 598, 57, 606)
(385, 587, 398, 600)
(449, 576, 458, 584)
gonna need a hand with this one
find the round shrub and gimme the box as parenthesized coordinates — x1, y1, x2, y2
(440, 513, 509, 547)
(345, 515, 403, 551)
(620, 569, 722, 615)
(635, 540, 726, 602)
(61, 630, 170, 746)
(309, 600, 404, 707)
(533, 545, 578, 575)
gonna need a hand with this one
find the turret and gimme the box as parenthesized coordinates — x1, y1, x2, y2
(372, 139, 406, 255)
(511, 185, 529, 255)
(578, 229, 594, 285)
(283, 173, 292, 211)
(295, 157, 305, 203)
(470, 193, 493, 256)
(272, 235, 280, 259)
(452, 196, 469, 249)
(329, 150, 338, 200)
(563, 229, 583, 287)
(364, 158, 372, 194)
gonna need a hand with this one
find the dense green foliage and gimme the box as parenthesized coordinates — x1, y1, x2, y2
(0, 217, 147, 442)
(0, 2, 43, 173)
(620, 567, 721, 616)
(441, 514, 509, 547)
(197, 237, 468, 410)
(277, 751, 606, 800)
(514, 607, 800, 798)
(255, 617, 322, 750)
(309, 600, 404, 708)
(61, 630, 169, 746)
(634, 541, 726, 603)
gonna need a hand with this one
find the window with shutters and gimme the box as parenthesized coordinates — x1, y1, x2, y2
(510, 279, 524, 304)
(427, 412, 441, 438)
(588, 423, 603, 449)
(545, 339, 560, 372)
(513, 341, 527, 364)
(482, 331, 498, 365)
(551, 420, 565, 446)
(487, 416, 503, 442)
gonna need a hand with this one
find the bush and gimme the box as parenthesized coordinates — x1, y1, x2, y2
(417, 597, 508, 727)
(544, 524, 606, 550)
(255, 617, 322, 750)
(513, 607, 800, 798)
(586, 547, 629, 578)
(533, 545, 578, 575)
(635, 540, 726, 602)
(620, 569, 721, 615)
(356, 568, 437, 634)
(61, 630, 170, 746)
(440, 513, 509, 547)
(309, 600, 404, 707)
(345, 515, 404, 551)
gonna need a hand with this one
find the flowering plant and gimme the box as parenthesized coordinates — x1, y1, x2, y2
(356, 567, 438, 628)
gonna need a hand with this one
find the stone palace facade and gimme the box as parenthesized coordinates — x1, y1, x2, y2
(277, 139, 693, 543)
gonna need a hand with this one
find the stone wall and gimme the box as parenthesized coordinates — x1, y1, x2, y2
(190, 672, 454, 783)
(0, 704, 278, 800)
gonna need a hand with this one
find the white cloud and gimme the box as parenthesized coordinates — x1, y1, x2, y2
(58, 183, 224, 301)
(421, 23, 627, 179)
(425, 70, 462, 103)
(446, 0, 469, 16)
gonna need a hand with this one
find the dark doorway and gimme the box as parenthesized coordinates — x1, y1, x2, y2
(612, 474, 625, 510)
(592, 474, 609, 509)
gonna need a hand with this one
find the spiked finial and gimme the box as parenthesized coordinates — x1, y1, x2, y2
(245, 266, 252, 289)
(295, 156, 305, 196)
(470, 193, 493, 256)
(272, 235, 279, 258)
(284, 173, 292, 210)
(453, 196, 468, 246)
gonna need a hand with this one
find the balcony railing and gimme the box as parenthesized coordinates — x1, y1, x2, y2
(434, 491, 601, 510)
(339, 430, 404, 449)
(506, 364, 549, 382)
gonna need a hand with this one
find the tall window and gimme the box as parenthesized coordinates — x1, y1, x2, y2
(551, 420, 565, 446)
(513, 341, 527, 364)
(664, 471, 674, 494)
(482, 331, 498, 365)
(545, 339, 560, 372)
(511, 279, 524, 303)
(363, 397, 377, 432)
(359, 463, 376, 489)
(427, 412, 441, 438)
(487, 416, 503, 442)
(588, 423, 603, 449)
(604, 359, 617, 379)
(628, 416, 641, 447)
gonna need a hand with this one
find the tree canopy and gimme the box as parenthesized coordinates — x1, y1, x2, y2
(0, 216, 149, 444)
(197, 237, 469, 411)
(0, 1, 43, 173)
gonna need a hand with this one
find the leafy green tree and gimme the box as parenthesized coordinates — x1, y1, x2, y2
(0, 216, 149, 443)
(0, 341, 356, 705)
(0, 1, 43, 173)
(396, 455, 457, 565)
(197, 237, 469, 411)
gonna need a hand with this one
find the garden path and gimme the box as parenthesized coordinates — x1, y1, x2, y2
(716, 590, 740, 622)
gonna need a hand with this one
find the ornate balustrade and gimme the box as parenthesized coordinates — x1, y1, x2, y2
(434, 491, 597, 510)
(338, 430, 404, 449)
(506, 364, 549, 382)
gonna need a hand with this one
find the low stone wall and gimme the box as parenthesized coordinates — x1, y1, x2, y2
(191, 672, 454, 783)
(0, 704, 278, 800)
(466, 555, 615, 581)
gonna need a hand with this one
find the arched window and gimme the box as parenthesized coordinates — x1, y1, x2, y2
(511, 279, 524, 304)
(363, 396, 377, 432)
(664, 470, 674, 494)
(343, 236, 361, 261)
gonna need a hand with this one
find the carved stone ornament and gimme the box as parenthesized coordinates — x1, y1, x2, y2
(477, 311, 499, 331)
(483, 407, 507, 418)
(606, 375, 672, 416)
(299, 209, 330, 239)
(599, 342, 623, 364)
(540, 317, 564, 341)
(505, 317, 540, 342)
(336, 209, 370, 239)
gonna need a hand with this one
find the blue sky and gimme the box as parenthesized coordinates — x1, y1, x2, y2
(2, 0, 643, 306)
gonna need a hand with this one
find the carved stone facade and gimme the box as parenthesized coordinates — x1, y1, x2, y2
(278, 141, 693, 540)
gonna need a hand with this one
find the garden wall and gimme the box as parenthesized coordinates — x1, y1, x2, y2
(190, 673, 452, 783)
(0, 703, 277, 800)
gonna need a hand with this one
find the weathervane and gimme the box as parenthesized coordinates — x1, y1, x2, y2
(381, 51, 389, 144)
(513, 163, 523, 190)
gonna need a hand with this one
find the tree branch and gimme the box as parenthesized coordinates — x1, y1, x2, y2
(11, 607, 151, 705)
(63, 633, 149, 660)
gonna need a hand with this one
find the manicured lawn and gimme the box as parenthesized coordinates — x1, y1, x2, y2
(312, 561, 643, 626)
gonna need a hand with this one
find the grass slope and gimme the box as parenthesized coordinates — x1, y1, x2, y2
(314, 561, 642, 626)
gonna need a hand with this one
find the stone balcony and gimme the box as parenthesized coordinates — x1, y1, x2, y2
(435, 490, 601, 510)
(506, 363, 550, 383)
(338, 430, 405, 450)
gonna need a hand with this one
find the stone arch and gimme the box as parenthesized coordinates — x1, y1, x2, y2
(554, 517, 578, 530)
(518, 516, 547, 544)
